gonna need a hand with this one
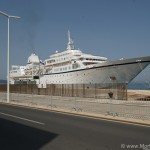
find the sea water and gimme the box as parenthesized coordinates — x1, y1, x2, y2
(128, 82, 150, 90)
(0, 80, 7, 84)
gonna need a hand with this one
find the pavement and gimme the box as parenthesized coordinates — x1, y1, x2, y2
(0, 103, 150, 150)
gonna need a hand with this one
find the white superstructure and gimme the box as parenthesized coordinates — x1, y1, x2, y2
(43, 31, 107, 75)
(10, 31, 150, 86)
(10, 53, 43, 84)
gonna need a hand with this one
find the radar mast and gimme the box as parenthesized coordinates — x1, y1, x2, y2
(66, 30, 75, 50)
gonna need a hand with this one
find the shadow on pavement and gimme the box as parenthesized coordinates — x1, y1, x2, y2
(0, 118, 58, 150)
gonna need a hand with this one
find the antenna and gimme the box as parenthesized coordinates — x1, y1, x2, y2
(68, 30, 71, 43)
(66, 30, 75, 50)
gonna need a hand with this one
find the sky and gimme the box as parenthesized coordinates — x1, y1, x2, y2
(0, 0, 150, 82)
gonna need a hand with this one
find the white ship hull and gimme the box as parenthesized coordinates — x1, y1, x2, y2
(40, 56, 150, 85)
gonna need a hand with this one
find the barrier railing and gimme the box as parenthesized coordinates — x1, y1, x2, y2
(1, 83, 150, 121)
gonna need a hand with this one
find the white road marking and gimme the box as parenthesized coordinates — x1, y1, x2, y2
(0, 112, 45, 125)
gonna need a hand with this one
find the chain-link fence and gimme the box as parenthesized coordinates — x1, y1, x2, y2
(0, 83, 150, 121)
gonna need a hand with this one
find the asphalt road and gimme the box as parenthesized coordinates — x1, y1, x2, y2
(0, 103, 150, 150)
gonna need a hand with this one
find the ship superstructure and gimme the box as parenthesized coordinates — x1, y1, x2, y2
(10, 53, 43, 84)
(43, 31, 107, 75)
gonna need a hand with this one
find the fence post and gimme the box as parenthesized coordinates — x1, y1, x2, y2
(95, 83, 96, 98)
(71, 84, 73, 97)
(83, 84, 85, 98)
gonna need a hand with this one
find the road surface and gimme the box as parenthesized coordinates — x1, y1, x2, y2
(0, 103, 150, 150)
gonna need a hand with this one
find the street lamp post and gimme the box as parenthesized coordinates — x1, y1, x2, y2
(0, 11, 20, 103)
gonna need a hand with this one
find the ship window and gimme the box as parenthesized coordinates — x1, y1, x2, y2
(72, 63, 78, 69)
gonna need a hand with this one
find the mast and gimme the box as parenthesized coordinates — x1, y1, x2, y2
(66, 30, 75, 50)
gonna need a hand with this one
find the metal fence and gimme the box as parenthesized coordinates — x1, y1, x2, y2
(0, 83, 150, 122)
(0, 83, 127, 100)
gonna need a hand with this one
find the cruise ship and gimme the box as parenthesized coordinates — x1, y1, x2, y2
(10, 31, 150, 86)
